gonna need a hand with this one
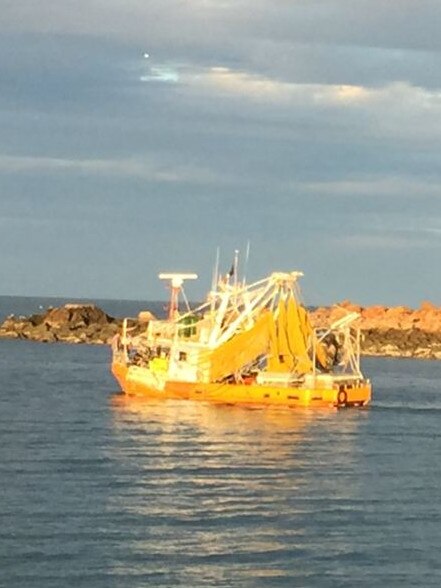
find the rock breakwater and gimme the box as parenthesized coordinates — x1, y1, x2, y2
(310, 301, 441, 359)
(0, 304, 122, 344)
(1, 300, 441, 359)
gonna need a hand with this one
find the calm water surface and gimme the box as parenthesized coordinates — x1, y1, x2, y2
(1, 308, 441, 586)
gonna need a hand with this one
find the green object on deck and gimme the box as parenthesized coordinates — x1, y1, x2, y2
(179, 314, 198, 338)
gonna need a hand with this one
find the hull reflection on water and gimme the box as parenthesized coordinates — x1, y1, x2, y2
(107, 396, 367, 584)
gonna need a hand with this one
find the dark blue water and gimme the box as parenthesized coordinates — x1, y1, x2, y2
(1, 301, 441, 586)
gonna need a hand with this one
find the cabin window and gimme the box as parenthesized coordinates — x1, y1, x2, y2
(179, 351, 187, 361)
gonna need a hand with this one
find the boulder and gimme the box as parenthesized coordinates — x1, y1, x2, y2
(337, 300, 363, 314)
(361, 305, 388, 320)
(44, 304, 113, 330)
(0, 303, 118, 344)
(138, 310, 156, 323)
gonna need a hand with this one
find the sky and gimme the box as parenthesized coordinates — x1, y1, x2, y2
(1, 0, 441, 306)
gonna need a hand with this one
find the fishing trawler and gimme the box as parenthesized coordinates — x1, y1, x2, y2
(111, 265, 371, 409)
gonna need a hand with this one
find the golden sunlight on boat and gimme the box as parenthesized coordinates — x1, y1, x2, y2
(111, 267, 372, 409)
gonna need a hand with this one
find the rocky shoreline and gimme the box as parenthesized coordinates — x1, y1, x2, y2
(309, 300, 441, 360)
(1, 301, 441, 359)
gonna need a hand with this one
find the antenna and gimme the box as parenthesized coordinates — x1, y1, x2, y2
(212, 247, 220, 291)
(158, 273, 198, 320)
(243, 240, 250, 285)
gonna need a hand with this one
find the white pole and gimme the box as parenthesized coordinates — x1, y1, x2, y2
(243, 240, 250, 285)
(212, 246, 220, 291)
(234, 249, 239, 290)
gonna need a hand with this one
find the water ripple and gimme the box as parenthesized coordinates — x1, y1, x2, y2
(1, 342, 441, 586)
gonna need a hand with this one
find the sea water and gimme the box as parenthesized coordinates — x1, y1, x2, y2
(1, 298, 441, 587)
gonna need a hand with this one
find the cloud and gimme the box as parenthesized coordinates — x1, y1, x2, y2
(301, 176, 441, 199)
(3, 1, 441, 87)
(2, 1, 440, 50)
(0, 154, 218, 184)
(200, 67, 373, 105)
(334, 229, 441, 251)
(2, 0, 441, 305)
(140, 66, 180, 83)
(174, 65, 441, 117)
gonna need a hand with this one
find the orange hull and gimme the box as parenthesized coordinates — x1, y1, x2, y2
(112, 362, 371, 409)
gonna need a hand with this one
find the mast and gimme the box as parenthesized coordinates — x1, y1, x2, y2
(158, 273, 198, 320)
